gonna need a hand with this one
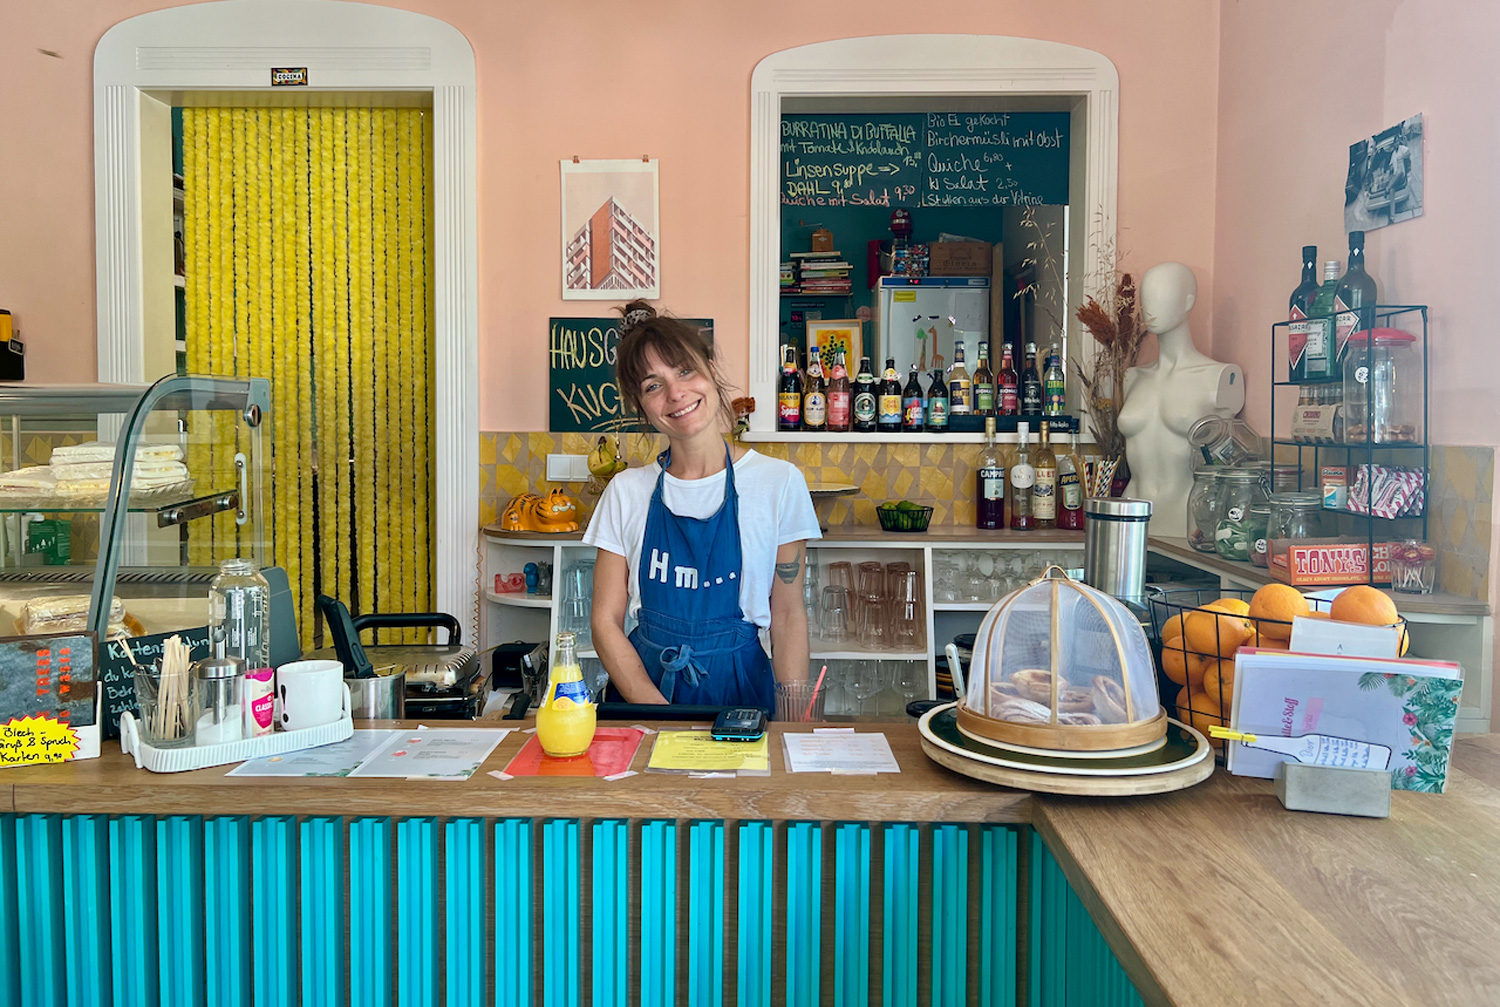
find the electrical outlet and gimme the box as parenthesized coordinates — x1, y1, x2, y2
(546, 453, 588, 482)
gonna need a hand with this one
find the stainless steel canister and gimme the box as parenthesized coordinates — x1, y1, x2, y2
(345, 666, 406, 720)
(1084, 498, 1154, 603)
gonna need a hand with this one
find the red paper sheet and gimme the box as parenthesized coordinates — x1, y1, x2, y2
(502, 728, 645, 778)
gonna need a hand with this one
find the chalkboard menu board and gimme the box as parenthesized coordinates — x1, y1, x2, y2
(549, 317, 713, 433)
(781, 111, 1069, 208)
(98, 625, 212, 739)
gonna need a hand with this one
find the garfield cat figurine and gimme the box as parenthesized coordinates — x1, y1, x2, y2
(500, 489, 580, 533)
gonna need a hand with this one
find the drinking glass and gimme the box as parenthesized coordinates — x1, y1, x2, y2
(561, 561, 594, 646)
(820, 585, 850, 643)
(776, 679, 827, 722)
(846, 660, 881, 716)
(857, 594, 888, 649)
(802, 560, 822, 626)
(826, 561, 854, 596)
(894, 661, 927, 704)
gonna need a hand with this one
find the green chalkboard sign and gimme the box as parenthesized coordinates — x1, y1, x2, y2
(781, 111, 1069, 208)
(98, 625, 212, 739)
(549, 317, 714, 433)
(780, 113, 925, 208)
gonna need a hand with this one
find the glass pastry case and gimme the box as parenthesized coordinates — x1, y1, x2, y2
(0, 375, 269, 641)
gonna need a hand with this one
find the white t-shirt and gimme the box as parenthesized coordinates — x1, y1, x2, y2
(582, 449, 821, 631)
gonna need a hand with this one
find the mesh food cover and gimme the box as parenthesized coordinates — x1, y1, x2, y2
(959, 568, 1164, 752)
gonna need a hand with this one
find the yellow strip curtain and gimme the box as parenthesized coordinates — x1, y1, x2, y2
(182, 107, 432, 650)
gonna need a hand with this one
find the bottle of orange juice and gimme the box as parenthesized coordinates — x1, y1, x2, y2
(536, 631, 597, 757)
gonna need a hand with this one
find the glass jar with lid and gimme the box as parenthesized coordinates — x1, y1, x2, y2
(1267, 491, 1327, 542)
(1213, 468, 1269, 562)
(1268, 463, 1303, 495)
(1342, 327, 1420, 445)
(1188, 415, 1265, 468)
(1187, 469, 1220, 553)
(1247, 503, 1273, 568)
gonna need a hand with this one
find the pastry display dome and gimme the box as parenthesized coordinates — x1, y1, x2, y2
(959, 568, 1165, 753)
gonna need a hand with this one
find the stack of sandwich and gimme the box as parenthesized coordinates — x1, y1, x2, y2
(48, 442, 191, 503)
(21, 593, 129, 639)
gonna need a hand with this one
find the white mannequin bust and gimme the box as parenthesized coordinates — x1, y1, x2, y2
(1116, 262, 1245, 537)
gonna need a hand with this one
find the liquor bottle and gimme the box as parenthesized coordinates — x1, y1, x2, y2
(777, 345, 802, 432)
(948, 341, 972, 416)
(1043, 346, 1066, 415)
(1335, 230, 1378, 366)
(997, 343, 1019, 416)
(852, 355, 877, 433)
(878, 358, 904, 433)
(1057, 431, 1084, 530)
(1010, 421, 1035, 531)
(1021, 341, 1043, 415)
(827, 348, 852, 433)
(802, 340, 827, 432)
(1306, 260, 1341, 381)
(976, 416, 1005, 530)
(902, 364, 925, 433)
(926, 367, 950, 431)
(972, 342, 995, 416)
(1287, 244, 1319, 383)
(1033, 420, 1057, 529)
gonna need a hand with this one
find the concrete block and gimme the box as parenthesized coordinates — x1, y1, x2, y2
(1274, 761, 1392, 818)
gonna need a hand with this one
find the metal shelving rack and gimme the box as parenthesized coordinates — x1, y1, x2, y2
(1268, 304, 1429, 585)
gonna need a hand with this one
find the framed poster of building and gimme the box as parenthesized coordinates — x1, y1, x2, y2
(561, 158, 661, 300)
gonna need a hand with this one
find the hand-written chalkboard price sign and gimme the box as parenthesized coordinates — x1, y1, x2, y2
(549, 317, 714, 433)
(98, 625, 212, 739)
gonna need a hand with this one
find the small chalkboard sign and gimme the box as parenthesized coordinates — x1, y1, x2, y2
(98, 626, 212, 739)
(923, 111, 1070, 207)
(549, 317, 713, 433)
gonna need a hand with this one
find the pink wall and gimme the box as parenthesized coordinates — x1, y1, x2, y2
(1214, 0, 1500, 719)
(0, 0, 1222, 418)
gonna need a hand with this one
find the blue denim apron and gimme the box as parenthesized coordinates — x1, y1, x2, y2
(627, 446, 775, 710)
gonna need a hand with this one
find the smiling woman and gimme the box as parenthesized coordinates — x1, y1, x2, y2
(582, 302, 821, 712)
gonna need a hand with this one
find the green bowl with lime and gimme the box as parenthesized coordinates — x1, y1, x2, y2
(877, 500, 933, 533)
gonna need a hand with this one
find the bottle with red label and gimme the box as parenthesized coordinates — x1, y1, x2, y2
(1334, 230, 1378, 366)
(827, 348, 852, 432)
(902, 364, 925, 433)
(777, 345, 802, 431)
(997, 343, 1019, 416)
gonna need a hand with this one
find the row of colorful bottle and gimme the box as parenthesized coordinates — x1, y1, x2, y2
(777, 340, 1068, 433)
(973, 417, 1085, 531)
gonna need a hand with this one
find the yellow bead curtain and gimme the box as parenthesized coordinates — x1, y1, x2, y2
(181, 107, 432, 650)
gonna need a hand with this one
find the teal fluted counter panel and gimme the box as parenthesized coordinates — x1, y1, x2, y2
(1029, 831, 1145, 1007)
(0, 813, 1048, 1006)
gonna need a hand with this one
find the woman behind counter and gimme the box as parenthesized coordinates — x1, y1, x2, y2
(583, 301, 820, 710)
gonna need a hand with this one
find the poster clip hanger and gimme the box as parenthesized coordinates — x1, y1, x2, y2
(641, 153, 650, 162)
(571, 154, 580, 163)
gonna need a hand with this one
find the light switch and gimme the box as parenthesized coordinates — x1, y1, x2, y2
(546, 453, 585, 482)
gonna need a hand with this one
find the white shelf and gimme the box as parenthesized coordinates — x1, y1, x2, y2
(933, 601, 1002, 611)
(579, 648, 598, 660)
(810, 647, 927, 661)
(484, 591, 552, 608)
(743, 430, 1043, 445)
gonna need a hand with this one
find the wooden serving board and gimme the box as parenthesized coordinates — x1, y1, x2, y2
(920, 734, 1216, 795)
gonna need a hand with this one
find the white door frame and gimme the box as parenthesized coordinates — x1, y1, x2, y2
(94, 0, 479, 626)
(748, 35, 1119, 432)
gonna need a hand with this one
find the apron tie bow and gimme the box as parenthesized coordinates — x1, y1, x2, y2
(659, 645, 706, 688)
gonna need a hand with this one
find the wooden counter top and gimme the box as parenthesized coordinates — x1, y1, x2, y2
(1, 722, 1029, 824)
(1033, 735, 1500, 1007)
(1149, 535, 1492, 618)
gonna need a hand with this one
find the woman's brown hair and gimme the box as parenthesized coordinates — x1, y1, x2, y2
(614, 300, 737, 431)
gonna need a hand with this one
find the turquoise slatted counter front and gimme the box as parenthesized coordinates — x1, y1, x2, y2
(0, 722, 1186, 1007)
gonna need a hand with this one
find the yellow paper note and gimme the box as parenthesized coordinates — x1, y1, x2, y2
(646, 730, 769, 774)
(0, 715, 80, 767)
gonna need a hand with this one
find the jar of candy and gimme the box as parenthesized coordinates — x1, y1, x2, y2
(1213, 468, 1268, 562)
(1187, 469, 1220, 553)
(1342, 327, 1421, 445)
(1188, 415, 1265, 468)
(1247, 503, 1273, 568)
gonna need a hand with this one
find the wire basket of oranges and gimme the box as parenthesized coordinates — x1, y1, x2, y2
(1145, 583, 1408, 763)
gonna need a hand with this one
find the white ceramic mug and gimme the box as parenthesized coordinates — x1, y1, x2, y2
(277, 660, 344, 731)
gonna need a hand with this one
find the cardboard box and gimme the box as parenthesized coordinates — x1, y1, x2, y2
(929, 241, 993, 276)
(1268, 537, 1392, 586)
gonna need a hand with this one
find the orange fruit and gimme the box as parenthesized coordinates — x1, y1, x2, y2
(1161, 613, 1186, 643)
(1200, 659, 1235, 710)
(1206, 597, 1251, 617)
(1162, 645, 1207, 687)
(1175, 686, 1219, 717)
(1257, 634, 1290, 651)
(1248, 583, 1310, 641)
(1329, 585, 1400, 627)
(1398, 622, 1410, 656)
(1305, 610, 1330, 620)
(1185, 607, 1252, 657)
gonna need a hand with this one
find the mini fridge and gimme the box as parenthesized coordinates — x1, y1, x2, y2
(873, 277, 990, 374)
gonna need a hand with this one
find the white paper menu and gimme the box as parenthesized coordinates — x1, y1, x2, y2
(227, 729, 400, 777)
(347, 728, 511, 781)
(781, 730, 901, 774)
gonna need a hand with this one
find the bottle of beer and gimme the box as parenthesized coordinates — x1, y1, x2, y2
(972, 342, 995, 416)
(852, 355, 877, 433)
(802, 340, 827, 432)
(1043, 346, 1066, 416)
(777, 345, 802, 432)
(948, 341, 972, 416)
(902, 364, 925, 433)
(1021, 341, 1043, 415)
(827, 348, 852, 433)
(877, 358, 904, 433)
(1010, 421, 1035, 531)
(1033, 420, 1057, 529)
(926, 366, 950, 432)
(997, 343, 1019, 416)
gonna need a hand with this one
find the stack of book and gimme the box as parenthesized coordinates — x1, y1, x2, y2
(780, 261, 798, 293)
(791, 251, 852, 296)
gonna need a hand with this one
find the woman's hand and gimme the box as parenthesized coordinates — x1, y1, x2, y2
(768, 540, 810, 684)
(591, 549, 669, 704)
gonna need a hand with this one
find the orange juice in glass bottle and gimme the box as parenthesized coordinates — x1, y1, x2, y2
(536, 631, 597, 757)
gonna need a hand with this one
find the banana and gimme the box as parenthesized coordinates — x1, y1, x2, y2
(587, 436, 615, 479)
